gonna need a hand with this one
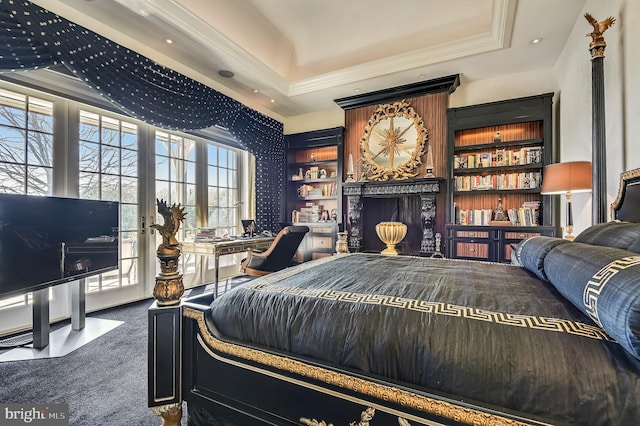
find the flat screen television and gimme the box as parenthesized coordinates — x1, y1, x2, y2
(0, 194, 119, 299)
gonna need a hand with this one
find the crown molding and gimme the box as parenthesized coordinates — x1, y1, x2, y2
(157, 0, 516, 98)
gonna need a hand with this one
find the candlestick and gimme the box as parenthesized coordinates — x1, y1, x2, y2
(424, 145, 435, 178)
(346, 153, 355, 182)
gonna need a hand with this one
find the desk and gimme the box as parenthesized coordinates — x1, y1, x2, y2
(180, 236, 275, 297)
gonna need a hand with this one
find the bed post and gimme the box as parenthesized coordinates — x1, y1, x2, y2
(585, 13, 615, 224)
(147, 200, 186, 425)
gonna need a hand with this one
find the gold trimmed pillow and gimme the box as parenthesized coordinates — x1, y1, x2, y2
(543, 242, 640, 360)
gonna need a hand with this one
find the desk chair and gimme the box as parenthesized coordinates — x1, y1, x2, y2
(240, 226, 309, 276)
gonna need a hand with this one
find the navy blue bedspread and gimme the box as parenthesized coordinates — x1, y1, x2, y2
(209, 253, 640, 425)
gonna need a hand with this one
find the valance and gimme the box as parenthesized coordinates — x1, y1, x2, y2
(0, 0, 284, 231)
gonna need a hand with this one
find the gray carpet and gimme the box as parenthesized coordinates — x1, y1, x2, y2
(0, 276, 254, 425)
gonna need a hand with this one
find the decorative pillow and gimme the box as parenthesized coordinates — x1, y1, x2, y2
(628, 238, 640, 254)
(514, 236, 570, 281)
(544, 242, 640, 360)
(574, 221, 640, 250)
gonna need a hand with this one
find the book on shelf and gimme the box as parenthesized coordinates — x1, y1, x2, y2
(454, 171, 541, 191)
(454, 146, 544, 170)
(455, 201, 541, 227)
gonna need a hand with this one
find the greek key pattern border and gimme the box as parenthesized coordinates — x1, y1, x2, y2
(184, 308, 532, 426)
(251, 283, 611, 341)
(583, 256, 640, 326)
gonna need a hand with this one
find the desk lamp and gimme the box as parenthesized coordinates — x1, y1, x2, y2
(541, 161, 592, 240)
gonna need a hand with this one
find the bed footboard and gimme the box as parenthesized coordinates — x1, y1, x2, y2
(177, 299, 547, 426)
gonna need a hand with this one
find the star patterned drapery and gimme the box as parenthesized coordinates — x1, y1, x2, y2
(0, 0, 284, 232)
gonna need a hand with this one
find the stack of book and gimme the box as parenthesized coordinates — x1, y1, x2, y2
(507, 201, 541, 226)
(195, 228, 217, 241)
(295, 203, 323, 223)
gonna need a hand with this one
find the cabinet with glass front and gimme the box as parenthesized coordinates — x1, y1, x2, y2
(445, 94, 556, 263)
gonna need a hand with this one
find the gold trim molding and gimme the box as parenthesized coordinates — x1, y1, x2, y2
(359, 100, 427, 181)
(183, 308, 531, 426)
(610, 168, 640, 220)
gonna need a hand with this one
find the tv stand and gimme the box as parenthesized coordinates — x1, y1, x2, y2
(0, 279, 123, 362)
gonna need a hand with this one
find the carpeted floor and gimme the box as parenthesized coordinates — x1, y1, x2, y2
(0, 276, 254, 426)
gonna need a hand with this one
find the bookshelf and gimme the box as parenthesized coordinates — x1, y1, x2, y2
(285, 127, 343, 262)
(445, 94, 556, 263)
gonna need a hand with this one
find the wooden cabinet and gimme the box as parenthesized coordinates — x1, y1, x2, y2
(292, 223, 339, 262)
(446, 224, 555, 262)
(445, 94, 556, 262)
(285, 127, 343, 262)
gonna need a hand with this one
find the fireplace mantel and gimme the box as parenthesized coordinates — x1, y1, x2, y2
(343, 177, 443, 254)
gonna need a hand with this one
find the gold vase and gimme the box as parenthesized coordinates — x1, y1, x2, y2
(375, 222, 407, 256)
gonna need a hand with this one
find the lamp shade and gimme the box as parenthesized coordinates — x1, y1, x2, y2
(540, 161, 592, 194)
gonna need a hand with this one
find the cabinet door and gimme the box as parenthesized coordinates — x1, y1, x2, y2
(499, 227, 555, 263)
(450, 228, 491, 260)
(307, 224, 337, 259)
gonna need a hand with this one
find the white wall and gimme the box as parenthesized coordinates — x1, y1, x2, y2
(555, 0, 640, 234)
(449, 68, 557, 108)
(284, 67, 559, 135)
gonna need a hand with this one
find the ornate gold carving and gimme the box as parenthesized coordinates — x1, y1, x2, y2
(300, 406, 375, 426)
(360, 100, 427, 181)
(248, 283, 611, 341)
(584, 256, 640, 326)
(152, 198, 186, 256)
(151, 402, 182, 426)
(184, 308, 531, 426)
(610, 168, 640, 219)
(585, 13, 615, 58)
(152, 199, 186, 305)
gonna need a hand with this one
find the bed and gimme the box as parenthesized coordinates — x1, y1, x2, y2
(148, 168, 640, 426)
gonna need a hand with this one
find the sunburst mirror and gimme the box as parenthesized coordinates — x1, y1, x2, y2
(359, 100, 428, 181)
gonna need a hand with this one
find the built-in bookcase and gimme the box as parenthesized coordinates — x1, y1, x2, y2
(445, 94, 556, 263)
(284, 127, 344, 262)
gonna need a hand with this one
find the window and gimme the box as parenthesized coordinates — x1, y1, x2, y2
(155, 131, 197, 274)
(0, 88, 54, 308)
(79, 110, 140, 292)
(207, 144, 239, 238)
(0, 88, 53, 195)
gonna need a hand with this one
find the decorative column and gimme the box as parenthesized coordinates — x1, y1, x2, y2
(419, 194, 437, 254)
(585, 13, 615, 224)
(347, 193, 364, 252)
(148, 199, 187, 426)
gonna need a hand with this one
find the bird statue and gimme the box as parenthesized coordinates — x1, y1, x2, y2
(585, 13, 616, 47)
(151, 198, 186, 255)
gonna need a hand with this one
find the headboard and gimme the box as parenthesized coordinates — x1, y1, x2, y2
(611, 168, 640, 222)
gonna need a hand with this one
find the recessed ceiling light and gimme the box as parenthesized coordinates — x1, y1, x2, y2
(218, 70, 235, 78)
(530, 38, 543, 45)
(165, 39, 173, 44)
(354, 88, 361, 93)
(270, 99, 275, 103)
(252, 89, 259, 93)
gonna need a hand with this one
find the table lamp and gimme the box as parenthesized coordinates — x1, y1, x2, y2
(540, 161, 592, 240)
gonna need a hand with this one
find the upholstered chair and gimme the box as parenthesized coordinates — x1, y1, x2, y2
(240, 226, 309, 276)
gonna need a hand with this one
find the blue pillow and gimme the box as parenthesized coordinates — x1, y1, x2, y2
(514, 236, 570, 281)
(574, 221, 640, 250)
(544, 242, 640, 360)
